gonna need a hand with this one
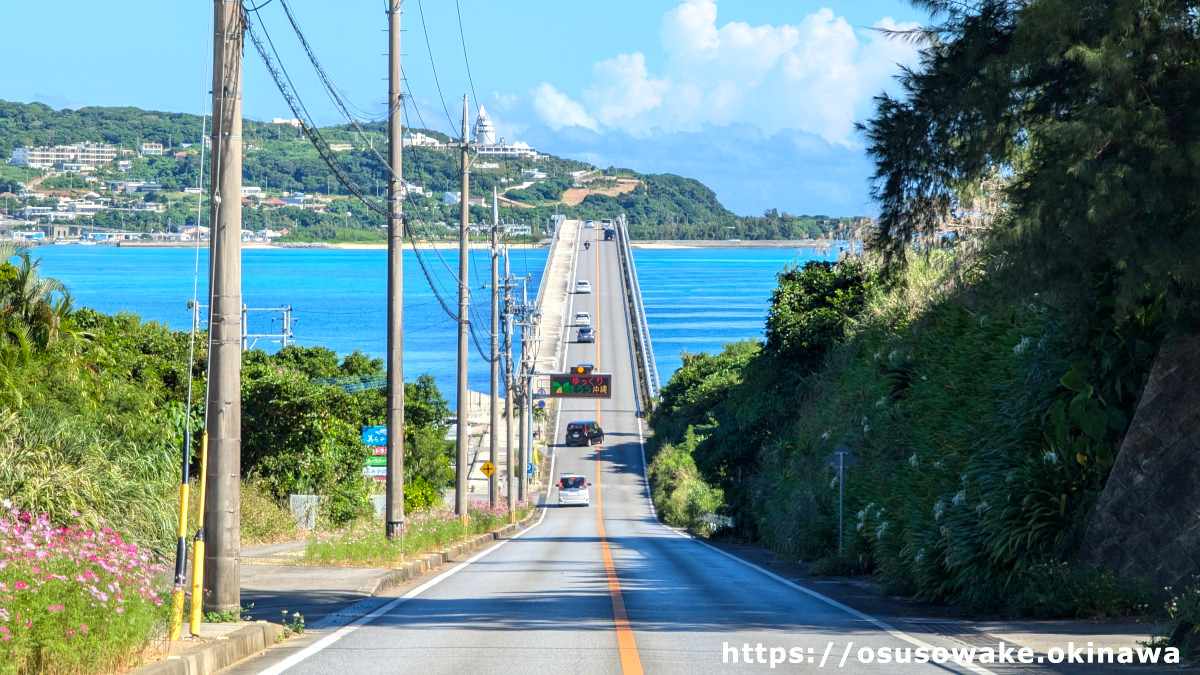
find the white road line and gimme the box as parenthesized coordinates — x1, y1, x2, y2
(631, 401, 994, 675)
(259, 487, 552, 674)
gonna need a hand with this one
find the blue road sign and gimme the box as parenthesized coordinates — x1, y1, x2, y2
(362, 426, 387, 445)
(527, 463, 533, 475)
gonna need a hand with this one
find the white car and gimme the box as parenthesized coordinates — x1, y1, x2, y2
(575, 280, 592, 294)
(557, 474, 590, 507)
(583, 220, 596, 229)
(574, 311, 591, 326)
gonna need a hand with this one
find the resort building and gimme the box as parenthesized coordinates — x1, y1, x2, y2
(10, 143, 119, 169)
(471, 107, 539, 159)
(138, 142, 164, 156)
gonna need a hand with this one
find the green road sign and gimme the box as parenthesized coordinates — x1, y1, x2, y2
(549, 372, 612, 398)
(363, 456, 388, 467)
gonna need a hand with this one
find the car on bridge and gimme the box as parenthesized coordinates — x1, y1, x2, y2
(576, 326, 595, 343)
(574, 311, 591, 326)
(557, 473, 590, 506)
(583, 220, 595, 228)
(565, 421, 604, 447)
(575, 280, 592, 294)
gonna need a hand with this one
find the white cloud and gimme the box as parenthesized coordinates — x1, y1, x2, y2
(524, 2, 921, 146)
(529, 83, 597, 131)
(584, 53, 668, 131)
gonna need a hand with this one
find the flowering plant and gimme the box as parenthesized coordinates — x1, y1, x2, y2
(0, 507, 167, 672)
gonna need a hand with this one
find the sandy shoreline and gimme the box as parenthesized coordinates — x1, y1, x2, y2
(116, 238, 854, 250)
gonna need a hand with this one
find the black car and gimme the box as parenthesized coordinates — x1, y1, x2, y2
(577, 326, 595, 343)
(565, 420, 604, 447)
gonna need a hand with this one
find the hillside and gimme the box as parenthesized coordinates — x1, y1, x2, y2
(0, 100, 859, 241)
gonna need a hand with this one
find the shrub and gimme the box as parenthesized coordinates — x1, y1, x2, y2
(1005, 562, 1151, 619)
(238, 479, 300, 547)
(647, 428, 724, 533)
(1161, 577, 1200, 659)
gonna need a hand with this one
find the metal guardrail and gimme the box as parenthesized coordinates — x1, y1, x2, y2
(617, 214, 661, 402)
(534, 214, 565, 306)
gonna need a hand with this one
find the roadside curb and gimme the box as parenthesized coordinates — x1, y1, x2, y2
(135, 622, 285, 675)
(134, 510, 540, 675)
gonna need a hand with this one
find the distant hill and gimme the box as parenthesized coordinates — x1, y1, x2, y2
(0, 100, 862, 241)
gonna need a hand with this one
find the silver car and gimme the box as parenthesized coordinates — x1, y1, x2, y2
(557, 474, 590, 507)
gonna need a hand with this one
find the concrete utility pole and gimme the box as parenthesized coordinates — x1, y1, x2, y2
(489, 186, 499, 508)
(454, 94, 470, 522)
(384, 0, 405, 539)
(204, 0, 245, 614)
(503, 250, 515, 519)
(517, 278, 529, 503)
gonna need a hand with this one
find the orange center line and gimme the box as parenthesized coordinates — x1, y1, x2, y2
(592, 230, 643, 674)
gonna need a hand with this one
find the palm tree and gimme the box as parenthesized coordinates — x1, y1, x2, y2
(0, 243, 73, 351)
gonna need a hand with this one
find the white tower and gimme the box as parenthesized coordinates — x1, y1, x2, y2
(473, 106, 496, 146)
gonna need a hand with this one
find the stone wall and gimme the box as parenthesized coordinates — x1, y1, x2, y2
(1082, 335, 1200, 593)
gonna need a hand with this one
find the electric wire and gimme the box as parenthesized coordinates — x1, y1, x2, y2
(453, 0, 480, 110)
(414, 0, 460, 133)
(245, 6, 498, 362)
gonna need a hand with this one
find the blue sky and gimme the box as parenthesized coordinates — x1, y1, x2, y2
(3, 1, 928, 217)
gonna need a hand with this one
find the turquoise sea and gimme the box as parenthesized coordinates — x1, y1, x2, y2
(30, 244, 837, 405)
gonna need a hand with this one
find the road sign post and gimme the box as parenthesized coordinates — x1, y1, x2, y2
(826, 445, 857, 556)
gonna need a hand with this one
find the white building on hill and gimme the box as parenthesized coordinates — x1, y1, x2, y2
(472, 107, 538, 159)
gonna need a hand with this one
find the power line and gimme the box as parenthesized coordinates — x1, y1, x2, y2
(245, 7, 495, 362)
(453, 0, 480, 110)
(415, 0, 460, 134)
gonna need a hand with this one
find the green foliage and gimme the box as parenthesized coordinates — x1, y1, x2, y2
(238, 479, 301, 547)
(861, 0, 1200, 326)
(764, 260, 875, 369)
(646, 428, 725, 533)
(1161, 576, 1200, 658)
(650, 247, 1162, 617)
(404, 475, 441, 512)
(1006, 562, 1150, 620)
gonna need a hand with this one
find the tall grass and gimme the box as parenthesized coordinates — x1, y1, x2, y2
(303, 500, 533, 568)
(0, 410, 178, 555)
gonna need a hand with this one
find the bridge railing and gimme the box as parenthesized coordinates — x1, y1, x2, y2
(615, 214, 661, 409)
(534, 214, 565, 306)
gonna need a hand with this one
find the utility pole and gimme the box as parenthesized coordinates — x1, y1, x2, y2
(204, 0, 244, 615)
(454, 94, 470, 523)
(489, 186, 499, 508)
(503, 250, 515, 519)
(384, 0, 405, 539)
(517, 278, 529, 503)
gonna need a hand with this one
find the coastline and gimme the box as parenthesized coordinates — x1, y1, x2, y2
(629, 239, 855, 250)
(112, 238, 855, 250)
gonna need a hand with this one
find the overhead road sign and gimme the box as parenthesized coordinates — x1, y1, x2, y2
(549, 372, 612, 398)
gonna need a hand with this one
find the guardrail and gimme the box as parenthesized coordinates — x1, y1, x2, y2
(616, 214, 661, 405)
(534, 214, 565, 306)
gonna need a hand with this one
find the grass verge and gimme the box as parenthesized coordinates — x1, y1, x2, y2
(302, 500, 533, 567)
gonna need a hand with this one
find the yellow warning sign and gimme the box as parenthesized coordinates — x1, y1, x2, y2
(480, 461, 496, 477)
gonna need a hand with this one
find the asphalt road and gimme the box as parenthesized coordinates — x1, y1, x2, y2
(240, 227, 998, 674)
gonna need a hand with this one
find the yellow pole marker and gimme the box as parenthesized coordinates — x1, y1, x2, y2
(168, 433, 192, 641)
(189, 431, 210, 636)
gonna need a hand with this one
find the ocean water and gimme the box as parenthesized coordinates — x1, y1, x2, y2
(29, 243, 837, 403)
(32, 244, 547, 406)
(631, 247, 840, 380)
